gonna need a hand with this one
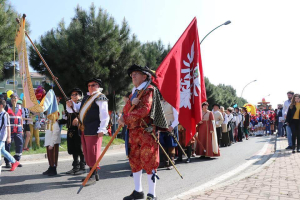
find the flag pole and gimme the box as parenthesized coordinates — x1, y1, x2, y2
(16, 14, 80, 122)
(13, 40, 15, 91)
(77, 86, 151, 194)
(16, 14, 68, 100)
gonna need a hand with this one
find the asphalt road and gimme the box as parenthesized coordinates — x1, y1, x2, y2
(0, 136, 272, 200)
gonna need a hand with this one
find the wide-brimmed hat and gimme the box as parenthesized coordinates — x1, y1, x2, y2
(86, 78, 102, 87)
(127, 64, 156, 78)
(69, 88, 83, 97)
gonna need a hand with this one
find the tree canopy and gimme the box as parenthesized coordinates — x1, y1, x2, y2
(0, 0, 19, 80)
(28, 3, 246, 110)
(205, 78, 246, 109)
(140, 41, 247, 109)
(29, 4, 144, 109)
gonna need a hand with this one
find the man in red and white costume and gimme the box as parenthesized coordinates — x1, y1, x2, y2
(119, 64, 168, 200)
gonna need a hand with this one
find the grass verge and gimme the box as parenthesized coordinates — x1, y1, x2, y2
(9, 135, 125, 156)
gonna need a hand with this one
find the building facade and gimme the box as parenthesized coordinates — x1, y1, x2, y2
(0, 72, 52, 95)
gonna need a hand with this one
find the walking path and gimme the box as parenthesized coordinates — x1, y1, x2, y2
(178, 137, 300, 200)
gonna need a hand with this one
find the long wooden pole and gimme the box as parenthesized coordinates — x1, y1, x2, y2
(151, 132, 183, 179)
(195, 132, 206, 153)
(77, 88, 146, 194)
(13, 41, 15, 91)
(24, 31, 68, 100)
(16, 14, 67, 100)
(17, 15, 80, 122)
(169, 131, 187, 157)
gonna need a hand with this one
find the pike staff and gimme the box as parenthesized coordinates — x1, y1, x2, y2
(77, 80, 151, 194)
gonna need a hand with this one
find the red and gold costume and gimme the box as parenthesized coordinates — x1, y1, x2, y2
(123, 85, 159, 174)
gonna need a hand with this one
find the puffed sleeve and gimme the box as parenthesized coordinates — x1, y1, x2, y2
(171, 107, 179, 128)
(95, 100, 109, 134)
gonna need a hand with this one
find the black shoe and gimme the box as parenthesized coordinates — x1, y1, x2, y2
(146, 193, 157, 200)
(292, 150, 296, 153)
(95, 170, 99, 181)
(286, 146, 292, 150)
(5, 163, 11, 168)
(129, 173, 133, 177)
(185, 158, 191, 163)
(81, 175, 94, 182)
(66, 168, 74, 174)
(79, 161, 86, 171)
(81, 169, 98, 182)
(48, 166, 57, 176)
(43, 166, 51, 175)
(123, 190, 144, 200)
(82, 176, 96, 186)
(176, 157, 183, 163)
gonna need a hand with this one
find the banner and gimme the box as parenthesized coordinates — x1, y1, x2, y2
(15, 17, 44, 113)
(40, 89, 59, 130)
(152, 17, 207, 145)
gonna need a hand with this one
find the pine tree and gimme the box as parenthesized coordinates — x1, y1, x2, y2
(29, 4, 144, 110)
(204, 78, 246, 109)
(141, 40, 170, 70)
(0, 0, 19, 80)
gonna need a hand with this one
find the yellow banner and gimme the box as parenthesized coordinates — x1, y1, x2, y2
(15, 18, 44, 113)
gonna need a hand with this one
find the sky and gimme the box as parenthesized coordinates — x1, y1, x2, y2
(8, 0, 300, 107)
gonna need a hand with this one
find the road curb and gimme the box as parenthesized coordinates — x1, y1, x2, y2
(168, 136, 278, 200)
(21, 144, 125, 162)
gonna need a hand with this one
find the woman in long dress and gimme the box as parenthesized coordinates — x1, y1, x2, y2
(196, 102, 220, 157)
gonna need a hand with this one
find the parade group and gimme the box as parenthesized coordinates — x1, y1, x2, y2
(0, 65, 298, 200)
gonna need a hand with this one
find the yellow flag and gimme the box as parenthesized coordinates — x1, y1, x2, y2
(15, 17, 44, 113)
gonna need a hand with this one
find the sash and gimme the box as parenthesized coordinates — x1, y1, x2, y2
(79, 93, 102, 127)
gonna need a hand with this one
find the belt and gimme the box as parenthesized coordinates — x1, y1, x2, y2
(10, 124, 22, 127)
(10, 116, 22, 119)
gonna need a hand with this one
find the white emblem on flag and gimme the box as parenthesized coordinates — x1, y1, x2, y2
(180, 41, 201, 109)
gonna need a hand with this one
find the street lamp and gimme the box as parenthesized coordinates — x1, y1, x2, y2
(240, 80, 257, 98)
(200, 20, 231, 44)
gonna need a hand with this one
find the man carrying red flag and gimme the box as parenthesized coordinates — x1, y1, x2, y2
(152, 17, 207, 146)
(119, 64, 168, 200)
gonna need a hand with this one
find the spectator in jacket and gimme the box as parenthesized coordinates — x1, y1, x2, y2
(286, 94, 300, 153)
(283, 91, 294, 149)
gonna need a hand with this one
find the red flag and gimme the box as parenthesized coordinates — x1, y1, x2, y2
(152, 17, 206, 145)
